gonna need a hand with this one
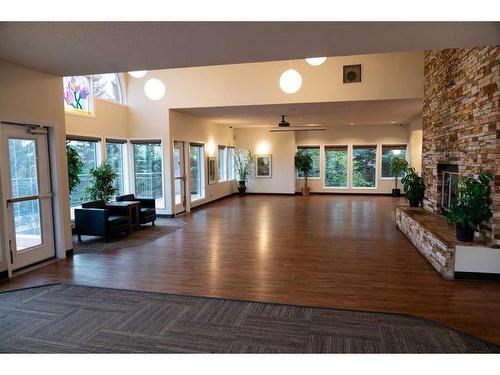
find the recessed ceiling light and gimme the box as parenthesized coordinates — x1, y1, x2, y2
(279, 69, 302, 94)
(305, 57, 327, 66)
(144, 78, 165, 101)
(128, 70, 147, 78)
(349, 122, 355, 125)
(390, 121, 397, 124)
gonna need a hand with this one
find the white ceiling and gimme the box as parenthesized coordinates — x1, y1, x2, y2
(175, 99, 423, 128)
(0, 22, 498, 75)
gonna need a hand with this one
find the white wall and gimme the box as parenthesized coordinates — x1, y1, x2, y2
(169, 110, 236, 212)
(234, 128, 296, 194)
(0, 59, 72, 273)
(408, 115, 423, 174)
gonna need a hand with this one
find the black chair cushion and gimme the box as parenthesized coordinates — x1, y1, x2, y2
(108, 215, 129, 225)
(82, 200, 106, 209)
(116, 194, 136, 202)
(140, 208, 156, 215)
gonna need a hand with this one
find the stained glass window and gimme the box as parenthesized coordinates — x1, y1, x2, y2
(63, 76, 93, 115)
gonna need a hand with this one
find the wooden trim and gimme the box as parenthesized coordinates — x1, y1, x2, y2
(66, 135, 101, 142)
(454, 272, 500, 281)
(0, 270, 8, 280)
(130, 139, 162, 145)
(189, 142, 204, 147)
(105, 138, 127, 144)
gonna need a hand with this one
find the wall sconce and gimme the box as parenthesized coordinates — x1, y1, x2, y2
(206, 141, 216, 156)
(256, 141, 270, 155)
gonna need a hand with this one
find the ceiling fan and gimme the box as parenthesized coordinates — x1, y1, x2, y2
(269, 115, 326, 132)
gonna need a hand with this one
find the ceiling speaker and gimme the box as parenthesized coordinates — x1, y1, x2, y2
(343, 64, 362, 83)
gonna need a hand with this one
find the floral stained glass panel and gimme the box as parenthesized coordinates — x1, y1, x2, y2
(63, 76, 93, 115)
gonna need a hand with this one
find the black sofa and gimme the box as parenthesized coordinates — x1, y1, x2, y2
(75, 200, 130, 242)
(116, 194, 156, 226)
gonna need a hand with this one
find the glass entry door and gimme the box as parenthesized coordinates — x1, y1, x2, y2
(0, 124, 55, 270)
(173, 141, 186, 214)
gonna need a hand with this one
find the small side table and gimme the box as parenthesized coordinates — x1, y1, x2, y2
(106, 201, 141, 230)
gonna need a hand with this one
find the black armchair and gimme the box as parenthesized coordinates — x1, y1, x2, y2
(75, 200, 130, 242)
(116, 194, 157, 226)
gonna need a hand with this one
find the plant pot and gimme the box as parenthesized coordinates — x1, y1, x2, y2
(392, 189, 401, 197)
(456, 223, 475, 242)
(408, 197, 420, 207)
(238, 181, 247, 195)
(302, 186, 311, 196)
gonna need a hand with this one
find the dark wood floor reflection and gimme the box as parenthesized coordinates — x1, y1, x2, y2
(2, 195, 500, 344)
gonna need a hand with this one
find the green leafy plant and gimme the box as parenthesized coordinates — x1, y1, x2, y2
(295, 150, 313, 188)
(447, 172, 493, 231)
(66, 142, 83, 193)
(234, 149, 255, 182)
(390, 156, 409, 190)
(84, 161, 118, 202)
(401, 167, 425, 206)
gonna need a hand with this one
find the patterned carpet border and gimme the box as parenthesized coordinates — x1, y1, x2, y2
(0, 283, 498, 353)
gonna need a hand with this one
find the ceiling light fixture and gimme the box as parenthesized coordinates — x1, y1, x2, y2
(279, 68, 302, 94)
(349, 122, 355, 125)
(144, 78, 165, 101)
(128, 70, 147, 78)
(305, 57, 327, 66)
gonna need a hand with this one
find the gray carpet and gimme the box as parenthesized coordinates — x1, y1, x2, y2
(0, 284, 497, 353)
(73, 218, 183, 254)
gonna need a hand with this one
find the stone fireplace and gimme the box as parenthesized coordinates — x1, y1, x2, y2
(421, 46, 499, 247)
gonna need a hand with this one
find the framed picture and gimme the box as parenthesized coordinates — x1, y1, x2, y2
(256, 155, 272, 178)
(207, 156, 217, 184)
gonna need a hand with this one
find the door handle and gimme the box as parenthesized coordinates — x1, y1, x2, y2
(6, 192, 53, 205)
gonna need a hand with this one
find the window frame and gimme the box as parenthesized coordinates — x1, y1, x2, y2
(323, 145, 349, 189)
(351, 144, 378, 190)
(296, 145, 321, 180)
(105, 138, 128, 197)
(92, 73, 126, 106)
(130, 140, 164, 202)
(380, 144, 408, 180)
(227, 146, 235, 181)
(189, 142, 206, 202)
(217, 145, 227, 182)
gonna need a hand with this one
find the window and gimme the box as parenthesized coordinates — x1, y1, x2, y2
(381, 145, 407, 178)
(67, 139, 99, 206)
(106, 140, 126, 196)
(325, 146, 348, 188)
(190, 144, 205, 201)
(352, 146, 377, 188)
(297, 146, 320, 178)
(132, 142, 163, 202)
(63, 76, 93, 115)
(218, 146, 227, 181)
(93, 73, 124, 104)
(227, 147, 235, 180)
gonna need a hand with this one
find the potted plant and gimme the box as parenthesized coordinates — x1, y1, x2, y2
(66, 142, 83, 194)
(234, 149, 255, 195)
(295, 150, 313, 196)
(389, 156, 409, 197)
(84, 161, 118, 202)
(447, 172, 492, 242)
(401, 167, 425, 207)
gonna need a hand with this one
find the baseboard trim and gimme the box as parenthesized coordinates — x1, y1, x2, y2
(0, 270, 8, 280)
(66, 248, 74, 257)
(245, 192, 296, 196)
(454, 272, 500, 281)
(308, 192, 403, 196)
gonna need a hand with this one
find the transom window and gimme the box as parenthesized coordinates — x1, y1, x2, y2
(297, 146, 320, 178)
(93, 73, 124, 104)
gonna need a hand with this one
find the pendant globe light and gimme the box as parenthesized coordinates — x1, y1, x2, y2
(279, 68, 302, 94)
(305, 57, 327, 66)
(128, 70, 147, 78)
(144, 78, 166, 101)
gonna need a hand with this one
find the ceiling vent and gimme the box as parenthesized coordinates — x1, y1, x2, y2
(343, 64, 362, 83)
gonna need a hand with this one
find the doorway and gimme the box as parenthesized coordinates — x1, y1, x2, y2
(173, 141, 186, 214)
(0, 124, 55, 270)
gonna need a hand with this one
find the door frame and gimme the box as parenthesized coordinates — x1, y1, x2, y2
(0, 118, 70, 278)
(173, 140, 186, 214)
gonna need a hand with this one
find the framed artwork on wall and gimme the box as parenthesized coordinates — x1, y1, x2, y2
(256, 155, 272, 178)
(208, 156, 217, 184)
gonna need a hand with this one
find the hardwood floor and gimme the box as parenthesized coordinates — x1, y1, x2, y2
(1, 195, 500, 345)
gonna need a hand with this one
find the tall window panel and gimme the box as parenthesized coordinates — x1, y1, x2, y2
(67, 139, 99, 206)
(190, 143, 205, 201)
(297, 146, 320, 178)
(227, 147, 235, 180)
(381, 145, 407, 178)
(218, 146, 227, 181)
(132, 141, 163, 200)
(105, 140, 126, 196)
(324, 146, 348, 188)
(352, 146, 377, 188)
